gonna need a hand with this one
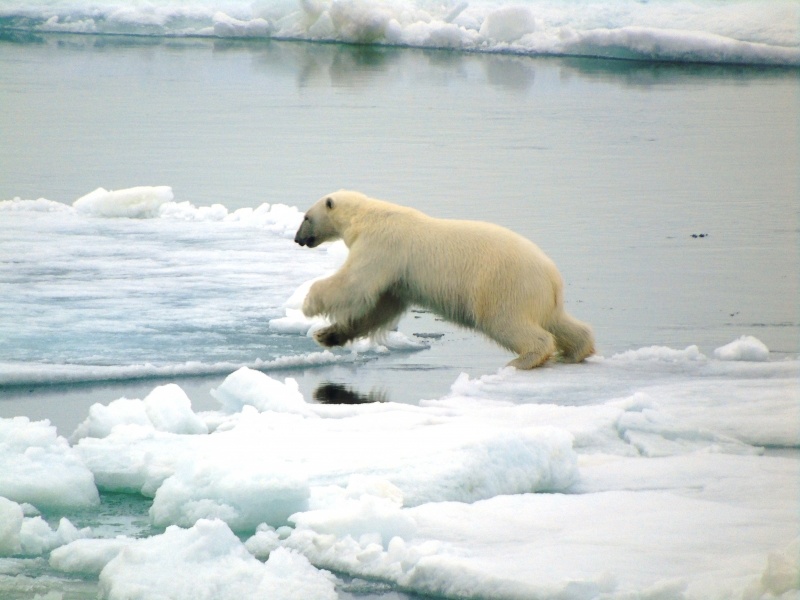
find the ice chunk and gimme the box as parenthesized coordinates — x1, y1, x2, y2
(244, 524, 282, 560)
(75, 425, 205, 496)
(0, 417, 99, 510)
(143, 384, 208, 435)
(149, 451, 311, 531)
(612, 344, 706, 362)
(714, 335, 770, 361)
(72, 384, 207, 441)
(211, 367, 311, 415)
(213, 12, 273, 37)
(50, 536, 135, 575)
(98, 519, 336, 600)
(71, 397, 152, 441)
(0, 497, 23, 556)
(751, 537, 800, 597)
(479, 6, 536, 43)
(291, 491, 417, 549)
(73, 186, 174, 218)
(0, 497, 91, 557)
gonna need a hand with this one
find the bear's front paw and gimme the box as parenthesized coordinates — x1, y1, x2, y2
(313, 325, 346, 347)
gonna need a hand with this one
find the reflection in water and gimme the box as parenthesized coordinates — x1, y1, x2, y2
(313, 382, 387, 404)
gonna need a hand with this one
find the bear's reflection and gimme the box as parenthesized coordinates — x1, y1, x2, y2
(313, 382, 387, 405)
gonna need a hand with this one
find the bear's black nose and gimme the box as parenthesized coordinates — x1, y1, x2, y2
(294, 234, 315, 247)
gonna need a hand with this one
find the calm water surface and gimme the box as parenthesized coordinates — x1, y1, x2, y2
(1, 34, 797, 427)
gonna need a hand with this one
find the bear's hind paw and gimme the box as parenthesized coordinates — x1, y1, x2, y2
(507, 351, 552, 370)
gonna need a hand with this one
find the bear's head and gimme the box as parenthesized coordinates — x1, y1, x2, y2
(295, 190, 362, 248)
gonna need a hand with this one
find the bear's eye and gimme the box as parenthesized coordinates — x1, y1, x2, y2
(325, 198, 334, 209)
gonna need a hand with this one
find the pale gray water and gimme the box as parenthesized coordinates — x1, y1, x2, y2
(1, 34, 798, 432)
(0, 32, 798, 600)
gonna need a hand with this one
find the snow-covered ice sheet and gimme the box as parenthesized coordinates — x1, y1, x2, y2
(1, 335, 797, 599)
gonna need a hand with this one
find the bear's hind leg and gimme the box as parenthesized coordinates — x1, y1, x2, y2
(493, 322, 556, 370)
(546, 312, 595, 363)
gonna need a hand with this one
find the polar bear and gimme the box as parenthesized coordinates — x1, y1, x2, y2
(294, 190, 594, 369)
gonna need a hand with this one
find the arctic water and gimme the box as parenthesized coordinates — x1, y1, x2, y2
(0, 1, 799, 599)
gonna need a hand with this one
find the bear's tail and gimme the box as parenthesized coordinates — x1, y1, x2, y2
(546, 311, 595, 363)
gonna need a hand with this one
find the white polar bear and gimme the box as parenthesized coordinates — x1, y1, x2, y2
(294, 190, 594, 369)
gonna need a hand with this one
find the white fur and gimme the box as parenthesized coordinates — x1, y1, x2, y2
(294, 190, 594, 369)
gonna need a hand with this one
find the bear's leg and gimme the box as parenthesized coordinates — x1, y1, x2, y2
(546, 312, 595, 363)
(496, 322, 557, 370)
(313, 291, 407, 347)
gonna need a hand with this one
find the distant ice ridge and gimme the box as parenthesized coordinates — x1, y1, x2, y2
(2, 185, 304, 232)
(1, 335, 798, 598)
(0, 0, 798, 66)
(70, 185, 305, 236)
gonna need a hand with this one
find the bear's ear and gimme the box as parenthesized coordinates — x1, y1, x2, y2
(325, 197, 334, 209)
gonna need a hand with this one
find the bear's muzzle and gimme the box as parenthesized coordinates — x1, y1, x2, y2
(294, 219, 316, 247)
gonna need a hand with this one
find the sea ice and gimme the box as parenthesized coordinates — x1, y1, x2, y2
(714, 334, 770, 361)
(0, 497, 90, 557)
(0, 417, 99, 511)
(4, 332, 798, 599)
(72, 384, 207, 442)
(74, 367, 577, 530)
(97, 519, 337, 600)
(73, 186, 174, 218)
(210, 366, 310, 415)
(50, 536, 135, 575)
